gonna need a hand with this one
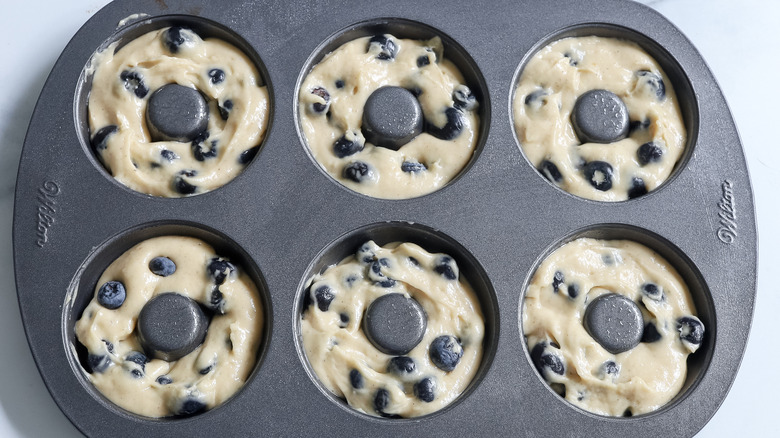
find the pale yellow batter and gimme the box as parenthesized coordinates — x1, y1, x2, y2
(88, 27, 269, 197)
(513, 36, 686, 201)
(301, 241, 484, 417)
(74, 236, 263, 417)
(299, 34, 479, 199)
(522, 238, 703, 416)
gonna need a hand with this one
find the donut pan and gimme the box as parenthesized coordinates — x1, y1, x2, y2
(13, 0, 757, 436)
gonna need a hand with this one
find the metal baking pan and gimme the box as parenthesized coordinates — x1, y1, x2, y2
(13, 0, 756, 436)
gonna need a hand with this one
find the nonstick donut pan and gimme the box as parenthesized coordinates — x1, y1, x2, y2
(13, 0, 757, 436)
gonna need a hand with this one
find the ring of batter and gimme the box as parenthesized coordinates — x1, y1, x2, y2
(87, 26, 270, 197)
(513, 35, 686, 201)
(298, 33, 480, 199)
(74, 236, 263, 418)
(301, 240, 484, 417)
(522, 238, 704, 416)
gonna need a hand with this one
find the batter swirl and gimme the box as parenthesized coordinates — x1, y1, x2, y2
(75, 236, 263, 417)
(88, 27, 269, 197)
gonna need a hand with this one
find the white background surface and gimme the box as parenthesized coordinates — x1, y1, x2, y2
(0, 0, 776, 436)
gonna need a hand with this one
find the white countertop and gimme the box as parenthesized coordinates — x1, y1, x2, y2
(1, 0, 776, 436)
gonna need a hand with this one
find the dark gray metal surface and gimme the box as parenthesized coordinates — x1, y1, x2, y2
(12, 0, 757, 437)
(571, 89, 630, 144)
(364, 292, 427, 355)
(137, 292, 209, 362)
(146, 84, 209, 142)
(362, 86, 424, 150)
(583, 293, 644, 354)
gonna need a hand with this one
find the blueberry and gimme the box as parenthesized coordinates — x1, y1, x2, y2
(208, 68, 225, 84)
(149, 256, 176, 276)
(387, 356, 416, 374)
(335, 79, 345, 89)
(192, 131, 218, 161)
(88, 354, 110, 373)
(163, 27, 192, 54)
(453, 85, 478, 111)
(368, 259, 395, 288)
(210, 287, 226, 314)
(339, 312, 350, 327)
(425, 44, 443, 63)
(567, 284, 579, 299)
(552, 271, 564, 293)
(312, 284, 335, 311)
(173, 171, 198, 195)
(677, 316, 704, 347)
(309, 86, 330, 114)
(333, 132, 364, 158)
(413, 377, 436, 403)
(583, 161, 613, 191)
(601, 360, 620, 377)
(126, 351, 148, 367)
(641, 321, 662, 343)
(408, 86, 423, 97)
(628, 177, 648, 199)
(119, 70, 149, 99)
(239, 146, 260, 165)
(641, 283, 663, 301)
(629, 118, 650, 132)
(349, 369, 364, 389)
(624, 408, 633, 417)
(374, 388, 399, 417)
(563, 52, 578, 66)
(636, 70, 666, 100)
(374, 279, 396, 288)
(97, 280, 126, 309)
(177, 398, 207, 416)
(219, 99, 233, 120)
(637, 141, 663, 166)
(156, 375, 173, 385)
(368, 35, 397, 60)
(524, 88, 549, 106)
(345, 276, 358, 287)
(207, 257, 236, 285)
(417, 55, 431, 67)
(160, 149, 179, 162)
(433, 256, 458, 280)
(426, 107, 464, 140)
(539, 160, 563, 184)
(429, 335, 463, 372)
(401, 161, 427, 173)
(343, 161, 374, 183)
(91, 125, 118, 151)
(530, 342, 565, 379)
(356, 242, 376, 264)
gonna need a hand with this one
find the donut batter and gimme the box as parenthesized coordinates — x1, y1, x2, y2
(301, 241, 484, 417)
(88, 27, 269, 197)
(74, 236, 263, 417)
(513, 36, 686, 201)
(522, 238, 704, 416)
(299, 34, 479, 199)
